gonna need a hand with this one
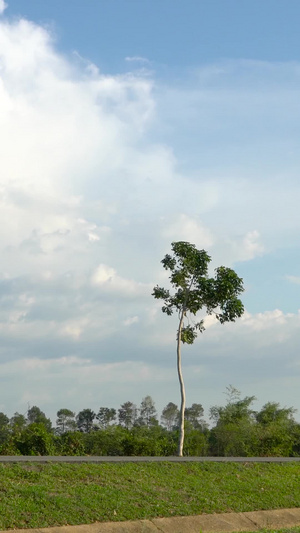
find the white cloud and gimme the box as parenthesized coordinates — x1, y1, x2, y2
(0, 0, 7, 15)
(240, 308, 292, 333)
(59, 321, 88, 340)
(286, 275, 300, 285)
(123, 316, 139, 326)
(162, 214, 214, 248)
(125, 56, 150, 64)
(204, 307, 300, 353)
(23, 356, 90, 370)
(228, 230, 265, 262)
(145, 304, 300, 355)
(91, 264, 150, 297)
(91, 264, 115, 284)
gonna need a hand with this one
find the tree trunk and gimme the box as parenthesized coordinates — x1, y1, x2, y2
(177, 309, 186, 456)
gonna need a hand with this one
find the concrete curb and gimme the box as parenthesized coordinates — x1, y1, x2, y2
(3, 508, 300, 533)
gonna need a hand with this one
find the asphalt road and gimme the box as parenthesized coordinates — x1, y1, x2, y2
(0, 455, 299, 462)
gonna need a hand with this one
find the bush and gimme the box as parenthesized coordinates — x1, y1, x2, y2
(254, 422, 295, 457)
(14, 423, 56, 456)
(84, 426, 127, 456)
(183, 429, 208, 456)
(122, 427, 177, 456)
(0, 439, 21, 455)
(57, 431, 85, 456)
(209, 422, 257, 457)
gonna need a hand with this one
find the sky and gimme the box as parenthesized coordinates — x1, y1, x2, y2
(0, 0, 300, 424)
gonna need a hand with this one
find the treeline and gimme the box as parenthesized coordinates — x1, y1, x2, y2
(0, 387, 299, 456)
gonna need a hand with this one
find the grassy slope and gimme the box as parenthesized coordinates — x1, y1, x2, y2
(244, 530, 300, 533)
(0, 462, 299, 529)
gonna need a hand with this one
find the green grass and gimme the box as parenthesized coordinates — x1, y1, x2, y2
(239, 530, 300, 533)
(0, 462, 299, 529)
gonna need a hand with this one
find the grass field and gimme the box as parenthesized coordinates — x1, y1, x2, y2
(244, 530, 300, 533)
(0, 461, 299, 530)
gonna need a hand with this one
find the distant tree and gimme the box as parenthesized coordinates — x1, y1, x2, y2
(56, 409, 77, 434)
(118, 402, 137, 429)
(185, 403, 206, 430)
(10, 413, 27, 436)
(76, 409, 96, 433)
(27, 406, 43, 424)
(0, 413, 9, 445)
(210, 386, 256, 426)
(0, 412, 9, 429)
(209, 386, 256, 456)
(161, 402, 179, 431)
(256, 402, 296, 426)
(96, 408, 117, 429)
(137, 396, 158, 428)
(255, 401, 297, 456)
(291, 423, 300, 456)
(153, 242, 244, 455)
(27, 406, 52, 432)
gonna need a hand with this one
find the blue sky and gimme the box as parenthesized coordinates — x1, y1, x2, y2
(0, 0, 300, 423)
(9, 0, 300, 69)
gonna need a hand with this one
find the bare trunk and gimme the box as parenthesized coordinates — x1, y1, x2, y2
(177, 309, 186, 456)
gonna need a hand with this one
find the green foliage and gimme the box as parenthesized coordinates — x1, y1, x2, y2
(254, 423, 295, 457)
(254, 402, 298, 456)
(209, 422, 257, 457)
(96, 407, 116, 429)
(76, 409, 96, 433)
(56, 409, 76, 434)
(291, 424, 300, 456)
(15, 423, 56, 456)
(210, 387, 256, 426)
(82, 425, 177, 457)
(209, 387, 257, 456)
(256, 402, 296, 426)
(118, 401, 137, 429)
(58, 431, 85, 456)
(161, 402, 179, 430)
(0, 389, 297, 457)
(153, 241, 244, 343)
(0, 412, 9, 429)
(0, 412, 10, 445)
(182, 427, 209, 456)
(84, 426, 127, 456)
(10, 413, 27, 436)
(27, 406, 52, 432)
(0, 439, 21, 455)
(136, 395, 158, 427)
(122, 426, 177, 456)
(185, 403, 206, 429)
(209, 388, 300, 457)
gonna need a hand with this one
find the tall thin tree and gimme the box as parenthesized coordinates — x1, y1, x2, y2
(153, 241, 244, 456)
